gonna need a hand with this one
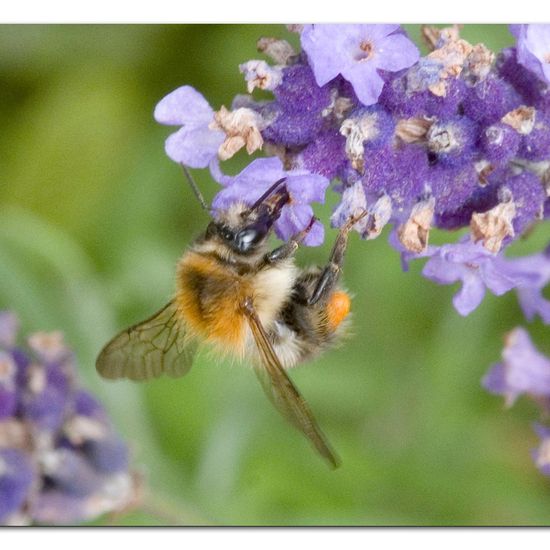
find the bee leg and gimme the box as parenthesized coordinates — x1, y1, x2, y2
(262, 216, 317, 265)
(307, 211, 367, 306)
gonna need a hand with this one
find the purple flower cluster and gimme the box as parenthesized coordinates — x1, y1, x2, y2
(483, 328, 550, 478)
(0, 311, 135, 525)
(155, 25, 550, 478)
(155, 24, 421, 240)
(155, 24, 548, 261)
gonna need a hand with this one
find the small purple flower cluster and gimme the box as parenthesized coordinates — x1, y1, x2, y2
(0, 311, 135, 525)
(483, 327, 550, 478)
(155, 24, 550, 476)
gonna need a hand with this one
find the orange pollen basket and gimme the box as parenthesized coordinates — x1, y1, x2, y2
(326, 291, 351, 330)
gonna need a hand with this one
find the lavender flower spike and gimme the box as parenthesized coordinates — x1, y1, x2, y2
(212, 157, 329, 246)
(422, 238, 539, 316)
(0, 310, 136, 525)
(154, 85, 224, 168)
(300, 24, 419, 106)
(482, 327, 550, 407)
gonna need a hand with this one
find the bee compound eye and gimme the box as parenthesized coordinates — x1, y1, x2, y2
(235, 228, 259, 252)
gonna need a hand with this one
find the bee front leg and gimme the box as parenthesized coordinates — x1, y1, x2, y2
(262, 216, 317, 266)
(307, 211, 367, 306)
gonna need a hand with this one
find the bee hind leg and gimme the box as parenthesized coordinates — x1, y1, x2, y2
(307, 211, 367, 306)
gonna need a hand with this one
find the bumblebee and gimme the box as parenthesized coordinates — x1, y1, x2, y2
(96, 169, 365, 468)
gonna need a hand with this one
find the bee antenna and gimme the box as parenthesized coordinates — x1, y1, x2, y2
(249, 177, 287, 212)
(181, 165, 210, 213)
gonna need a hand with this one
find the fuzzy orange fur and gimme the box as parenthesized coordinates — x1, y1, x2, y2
(176, 252, 252, 354)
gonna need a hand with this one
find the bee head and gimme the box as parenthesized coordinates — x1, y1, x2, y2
(209, 180, 289, 255)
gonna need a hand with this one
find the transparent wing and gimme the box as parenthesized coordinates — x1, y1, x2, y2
(96, 300, 197, 381)
(241, 297, 340, 469)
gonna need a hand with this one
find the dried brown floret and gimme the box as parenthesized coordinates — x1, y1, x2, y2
(398, 197, 435, 253)
(471, 197, 516, 253)
(210, 106, 264, 160)
(395, 116, 435, 143)
(502, 106, 536, 135)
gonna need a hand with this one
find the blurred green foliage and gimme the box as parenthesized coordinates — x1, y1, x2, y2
(1, 24, 549, 526)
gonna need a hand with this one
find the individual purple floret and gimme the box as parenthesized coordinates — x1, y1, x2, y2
(261, 63, 333, 147)
(296, 129, 348, 179)
(154, 85, 225, 168)
(519, 111, 550, 161)
(428, 164, 480, 227)
(483, 329, 550, 478)
(155, 85, 266, 167)
(422, 237, 539, 316)
(482, 327, 550, 407)
(405, 57, 444, 93)
(510, 25, 550, 85)
(239, 59, 283, 93)
(431, 180, 499, 231)
(361, 144, 429, 214)
(330, 181, 367, 230)
(425, 116, 478, 167)
(479, 123, 521, 166)
(379, 71, 467, 119)
(512, 244, 550, 324)
(497, 47, 550, 111)
(461, 75, 522, 125)
(0, 311, 136, 525)
(300, 24, 419, 106)
(339, 105, 396, 172)
(212, 157, 328, 246)
(532, 424, 550, 477)
(504, 171, 546, 235)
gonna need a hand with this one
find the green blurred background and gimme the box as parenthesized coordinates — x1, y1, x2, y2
(1, 24, 549, 526)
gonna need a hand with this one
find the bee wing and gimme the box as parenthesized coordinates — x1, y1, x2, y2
(96, 300, 198, 381)
(241, 297, 340, 469)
